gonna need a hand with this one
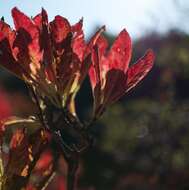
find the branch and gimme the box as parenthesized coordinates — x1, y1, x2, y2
(67, 153, 79, 190)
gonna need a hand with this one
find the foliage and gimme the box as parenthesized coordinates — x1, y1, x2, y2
(0, 7, 154, 190)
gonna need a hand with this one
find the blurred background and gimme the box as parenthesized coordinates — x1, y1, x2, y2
(1, 0, 189, 189)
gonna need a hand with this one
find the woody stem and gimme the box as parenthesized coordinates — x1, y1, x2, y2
(67, 153, 79, 190)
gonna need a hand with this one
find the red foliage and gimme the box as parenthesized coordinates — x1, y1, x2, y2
(0, 8, 104, 109)
(0, 90, 11, 120)
(89, 30, 155, 117)
(35, 149, 53, 173)
(0, 90, 11, 143)
(0, 7, 154, 116)
(0, 7, 155, 190)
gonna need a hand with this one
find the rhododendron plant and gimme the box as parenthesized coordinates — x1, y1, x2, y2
(0, 7, 154, 190)
(89, 31, 154, 118)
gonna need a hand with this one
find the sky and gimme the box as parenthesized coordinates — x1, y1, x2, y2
(0, 0, 187, 39)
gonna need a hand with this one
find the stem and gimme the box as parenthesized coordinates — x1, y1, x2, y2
(0, 146, 4, 190)
(41, 172, 56, 190)
(67, 154, 79, 190)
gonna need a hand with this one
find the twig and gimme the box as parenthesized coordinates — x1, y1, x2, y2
(41, 172, 56, 190)
(67, 153, 79, 190)
(0, 146, 4, 190)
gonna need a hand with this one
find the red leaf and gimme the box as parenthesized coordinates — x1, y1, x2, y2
(95, 34, 108, 57)
(0, 21, 24, 77)
(103, 69, 127, 105)
(35, 150, 53, 173)
(41, 8, 56, 82)
(50, 15, 71, 46)
(9, 128, 29, 176)
(4, 128, 49, 189)
(32, 8, 56, 82)
(33, 13, 42, 28)
(87, 26, 106, 55)
(72, 18, 83, 32)
(0, 90, 11, 144)
(126, 49, 155, 92)
(12, 7, 42, 64)
(9, 129, 48, 176)
(50, 15, 72, 84)
(72, 19, 86, 61)
(108, 29, 132, 72)
(88, 35, 108, 90)
(102, 30, 132, 103)
(89, 48, 100, 90)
